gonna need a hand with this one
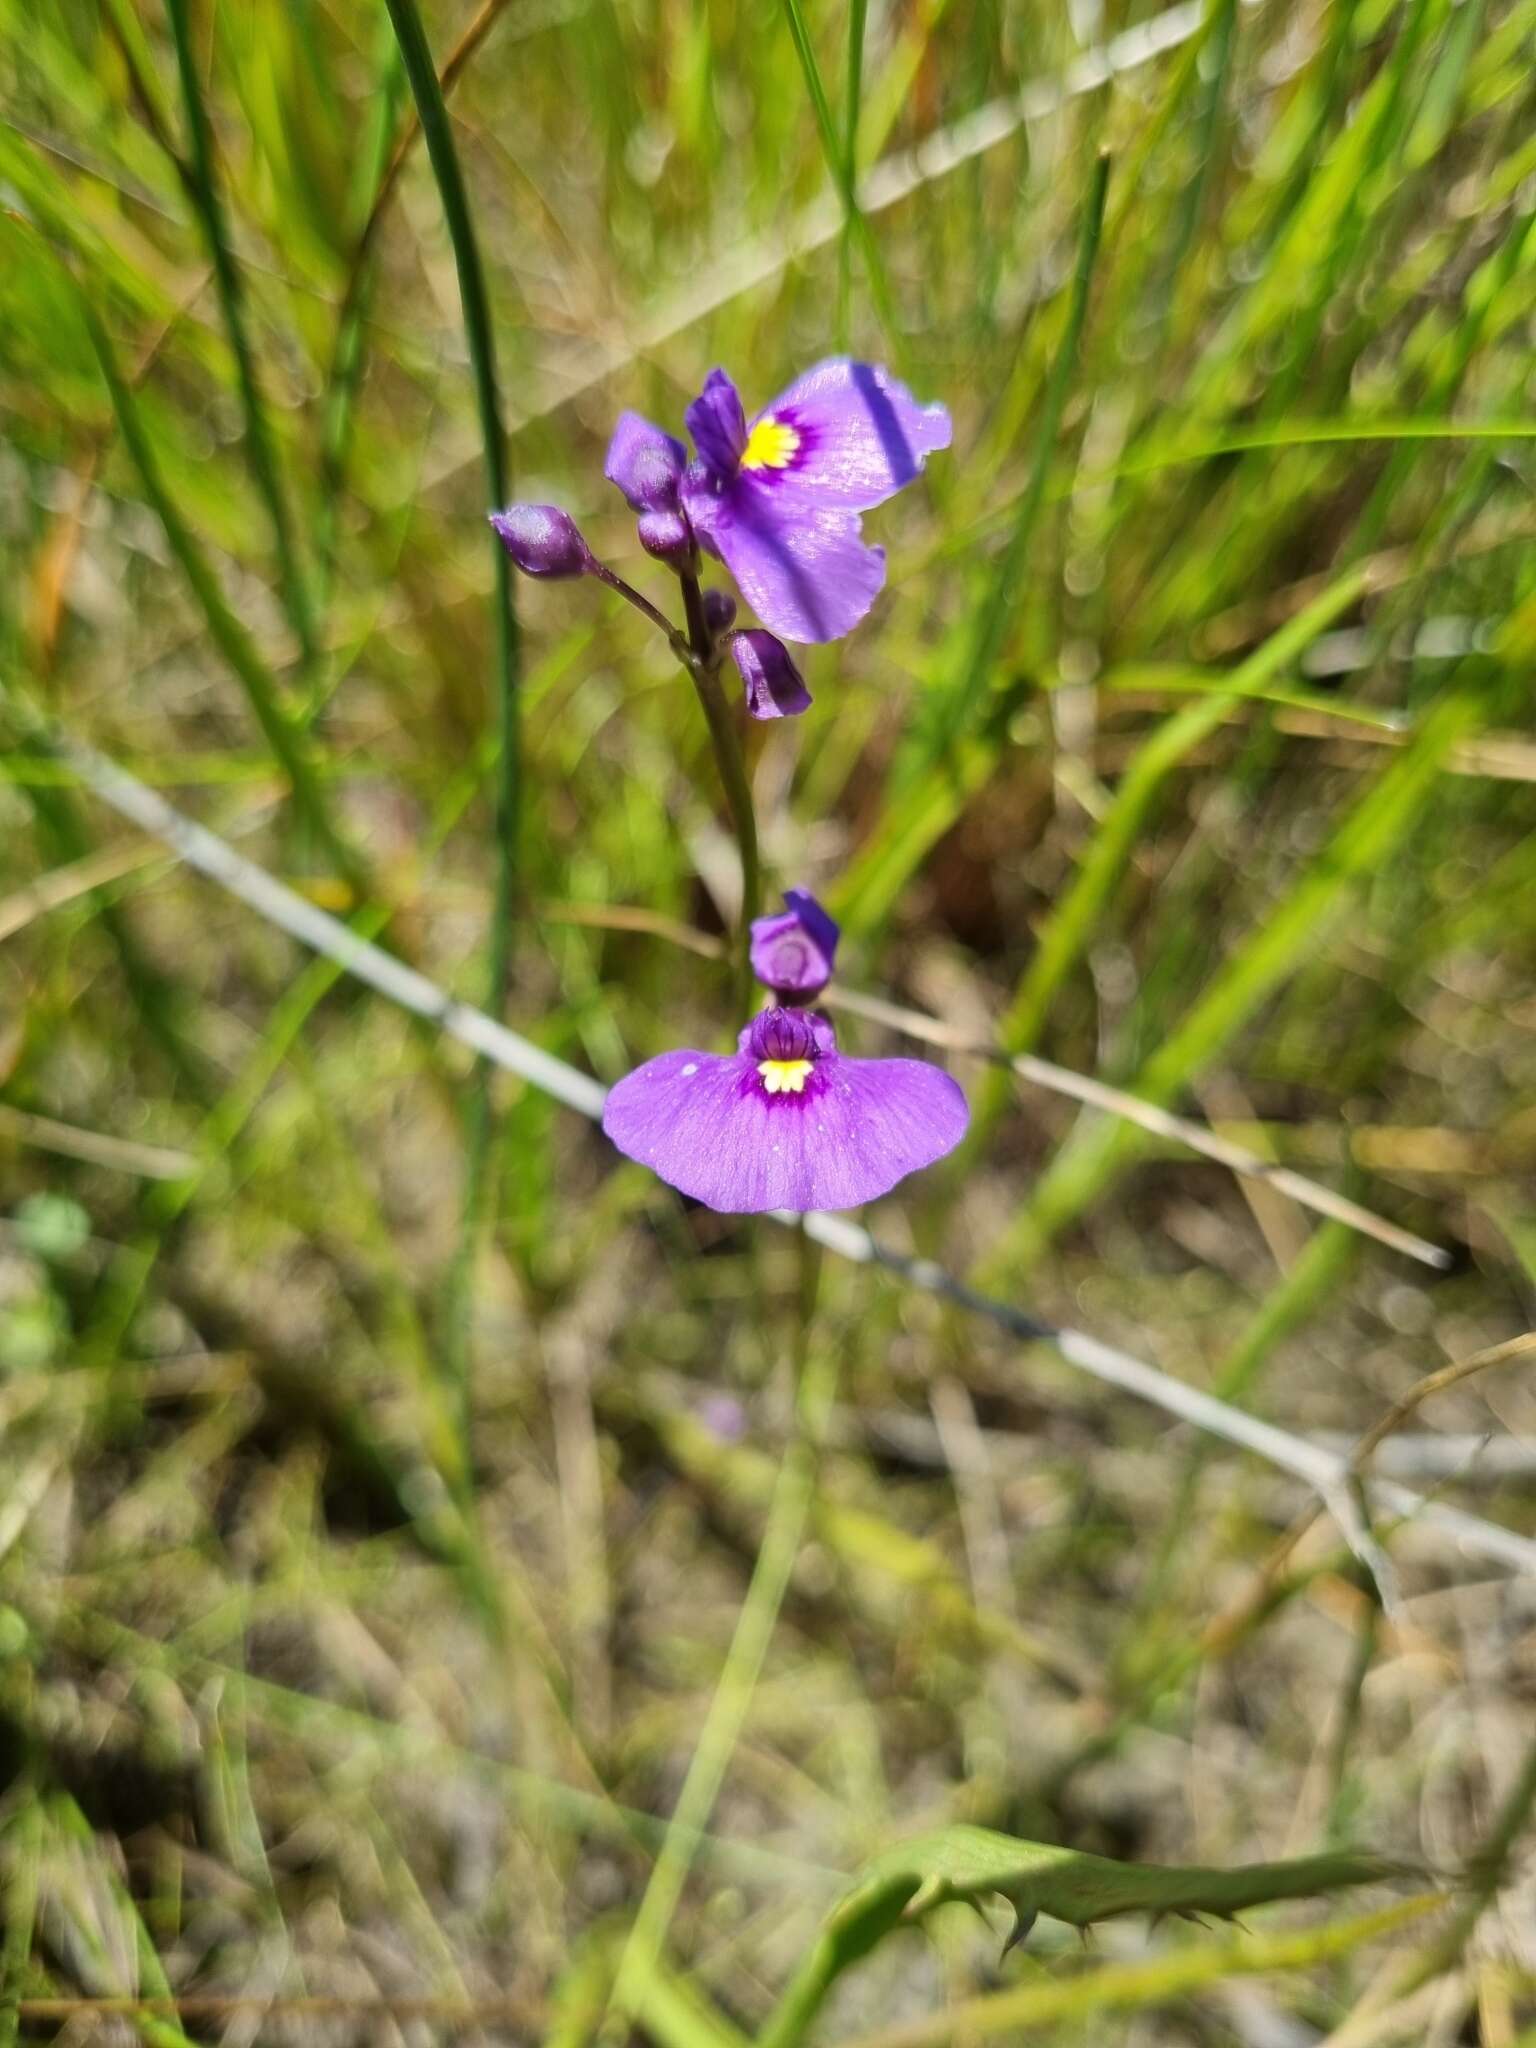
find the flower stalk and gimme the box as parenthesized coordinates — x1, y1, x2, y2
(680, 568, 762, 1008)
(607, 1218, 831, 2028)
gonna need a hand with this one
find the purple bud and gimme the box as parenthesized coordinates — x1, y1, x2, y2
(698, 1394, 747, 1443)
(489, 504, 592, 579)
(702, 589, 737, 634)
(605, 412, 688, 513)
(727, 629, 812, 720)
(685, 368, 748, 476)
(637, 506, 695, 569)
(749, 889, 840, 1000)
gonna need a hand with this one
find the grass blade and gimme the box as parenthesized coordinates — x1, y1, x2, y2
(780, 0, 904, 356)
(929, 149, 1109, 761)
(162, 0, 316, 671)
(380, 0, 522, 1454)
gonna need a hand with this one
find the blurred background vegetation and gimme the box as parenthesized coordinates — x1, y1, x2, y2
(2, 0, 1536, 2037)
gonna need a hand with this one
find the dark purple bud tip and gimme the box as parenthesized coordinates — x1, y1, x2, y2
(728, 629, 812, 720)
(637, 506, 695, 570)
(489, 503, 592, 579)
(702, 589, 737, 634)
(750, 887, 840, 999)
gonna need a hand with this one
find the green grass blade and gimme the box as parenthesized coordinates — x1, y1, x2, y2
(780, 0, 904, 356)
(929, 149, 1109, 761)
(380, 0, 522, 1457)
(162, 0, 316, 671)
(967, 563, 1371, 1150)
(837, 0, 869, 345)
(76, 292, 360, 894)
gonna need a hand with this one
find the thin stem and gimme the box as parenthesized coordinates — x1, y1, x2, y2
(382, 0, 521, 1468)
(609, 1222, 829, 2025)
(680, 571, 760, 1008)
(590, 560, 694, 650)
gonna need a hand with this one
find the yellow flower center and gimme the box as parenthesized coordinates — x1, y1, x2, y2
(741, 415, 801, 472)
(757, 1058, 813, 1095)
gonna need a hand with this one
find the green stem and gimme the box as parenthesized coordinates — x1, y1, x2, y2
(681, 572, 760, 1010)
(163, 0, 316, 673)
(381, 0, 521, 1452)
(610, 1223, 829, 2023)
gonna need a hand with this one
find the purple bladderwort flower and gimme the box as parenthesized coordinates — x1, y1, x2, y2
(750, 889, 839, 1001)
(605, 411, 695, 571)
(489, 503, 594, 578)
(678, 358, 951, 644)
(728, 629, 811, 720)
(601, 1004, 967, 1214)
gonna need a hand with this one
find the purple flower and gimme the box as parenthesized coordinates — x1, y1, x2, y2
(750, 889, 840, 1000)
(490, 504, 593, 578)
(601, 1005, 967, 1214)
(728, 629, 812, 720)
(679, 359, 951, 644)
(605, 411, 695, 570)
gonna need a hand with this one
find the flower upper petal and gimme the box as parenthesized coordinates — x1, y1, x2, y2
(682, 469, 885, 643)
(601, 1048, 968, 1213)
(605, 410, 687, 512)
(685, 368, 748, 476)
(743, 358, 952, 512)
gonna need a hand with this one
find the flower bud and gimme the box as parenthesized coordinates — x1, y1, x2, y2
(605, 412, 688, 513)
(728, 629, 811, 720)
(489, 504, 592, 579)
(750, 889, 840, 1000)
(702, 589, 737, 635)
(637, 506, 695, 569)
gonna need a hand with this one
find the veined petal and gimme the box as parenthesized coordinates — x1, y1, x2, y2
(682, 472, 885, 643)
(743, 358, 952, 512)
(601, 1049, 968, 1214)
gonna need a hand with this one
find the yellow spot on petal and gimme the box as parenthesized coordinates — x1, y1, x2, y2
(758, 1058, 813, 1095)
(741, 415, 801, 472)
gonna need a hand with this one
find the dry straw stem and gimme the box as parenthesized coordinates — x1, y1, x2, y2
(10, 696, 1535, 1581)
(1199, 1331, 1536, 1658)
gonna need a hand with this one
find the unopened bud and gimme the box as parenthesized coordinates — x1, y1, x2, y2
(728, 629, 811, 720)
(637, 506, 695, 569)
(749, 889, 840, 999)
(702, 589, 738, 635)
(489, 503, 592, 579)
